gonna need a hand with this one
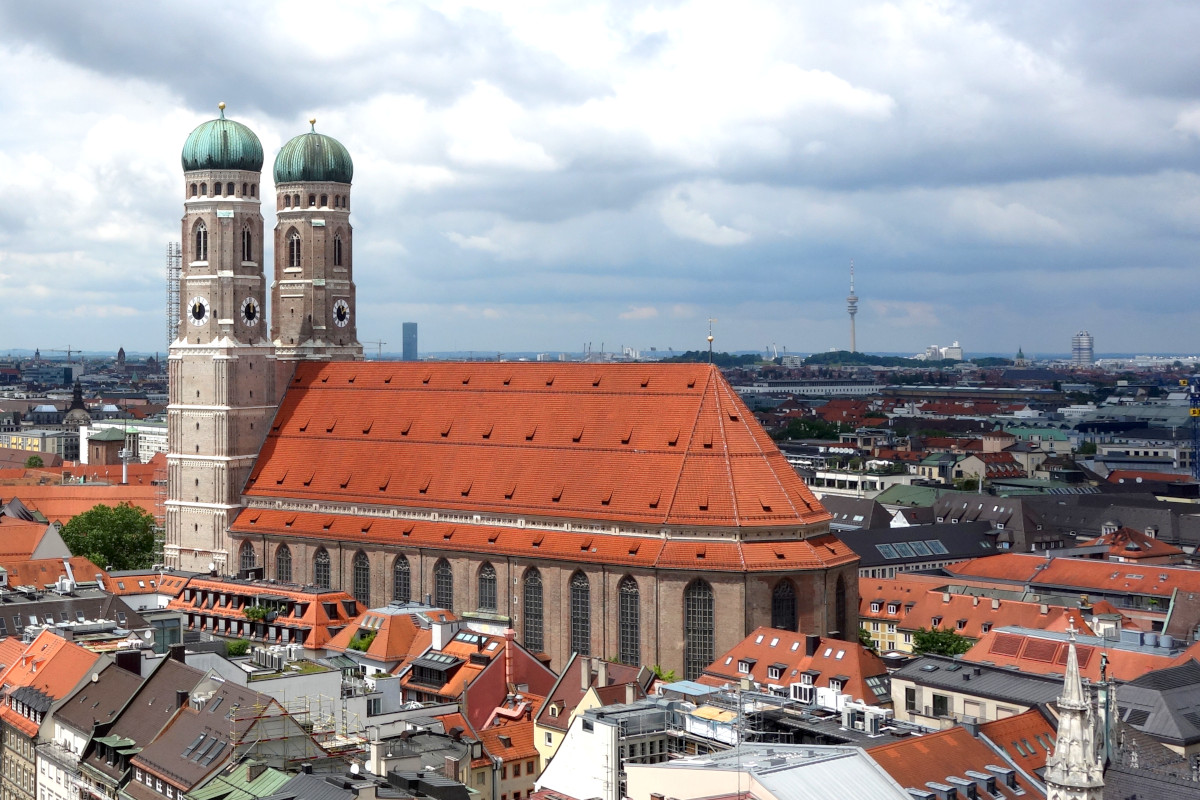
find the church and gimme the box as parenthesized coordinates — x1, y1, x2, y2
(165, 105, 857, 677)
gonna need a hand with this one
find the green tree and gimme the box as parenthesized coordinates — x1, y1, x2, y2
(226, 639, 251, 657)
(60, 502, 156, 571)
(911, 627, 973, 657)
(23, 455, 43, 468)
(651, 664, 678, 683)
(858, 626, 877, 652)
(1077, 441, 1097, 455)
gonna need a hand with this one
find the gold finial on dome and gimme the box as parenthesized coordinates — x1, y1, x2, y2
(310, 117, 317, 131)
(218, 102, 226, 118)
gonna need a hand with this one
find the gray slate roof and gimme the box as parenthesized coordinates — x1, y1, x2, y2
(892, 654, 1064, 706)
(1117, 659, 1200, 746)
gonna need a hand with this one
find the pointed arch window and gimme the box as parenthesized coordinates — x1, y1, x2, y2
(434, 559, 453, 611)
(200, 182, 207, 196)
(618, 576, 640, 665)
(772, 580, 797, 632)
(835, 575, 847, 638)
(275, 545, 292, 583)
(684, 579, 714, 680)
(284, 195, 291, 209)
(238, 541, 256, 572)
(570, 572, 590, 656)
(242, 227, 253, 262)
(288, 231, 301, 268)
(334, 235, 343, 267)
(195, 223, 208, 262)
(226, 182, 234, 196)
(189, 183, 197, 197)
(393, 556, 411, 603)
(352, 551, 371, 606)
(313, 548, 331, 590)
(478, 563, 497, 612)
(320, 194, 328, 208)
(523, 569, 543, 653)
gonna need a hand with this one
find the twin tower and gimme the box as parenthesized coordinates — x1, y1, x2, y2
(166, 104, 362, 570)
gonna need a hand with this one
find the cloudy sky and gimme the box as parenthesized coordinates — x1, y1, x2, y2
(1, 1, 1198, 358)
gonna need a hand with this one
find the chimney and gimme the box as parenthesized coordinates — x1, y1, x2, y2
(443, 755, 460, 782)
(1039, 604, 1049, 615)
(597, 659, 609, 686)
(942, 592, 951, 604)
(806, 634, 820, 657)
(972, 596, 979, 607)
(991, 598, 999, 610)
(168, 643, 187, 662)
(626, 683, 637, 704)
(247, 763, 267, 782)
(505, 628, 515, 689)
(176, 689, 189, 709)
(356, 786, 376, 800)
(62, 628, 74, 642)
(581, 657, 592, 691)
(301, 763, 313, 775)
(651, 794, 665, 800)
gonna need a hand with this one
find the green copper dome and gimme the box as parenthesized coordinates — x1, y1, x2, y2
(181, 103, 264, 172)
(274, 120, 353, 184)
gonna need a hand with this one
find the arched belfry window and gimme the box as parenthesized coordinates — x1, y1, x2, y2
(238, 541, 256, 572)
(320, 194, 327, 208)
(199, 182, 207, 196)
(523, 569, 543, 653)
(313, 548, 331, 589)
(772, 580, 797, 632)
(283, 195, 291, 209)
(352, 551, 371, 606)
(189, 183, 197, 197)
(288, 230, 301, 268)
(393, 556, 411, 602)
(618, 576, 640, 665)
(226, 182, 234, 196)
(684, 579, 714, 680)
(434, 559, 453, 611)
(242, 227, 253, 262)
(275, 545, 292, 583)
(478, 563, 497, 612)
(333, 235, 343, 267)
(194, 223, 208, 262)
(570, 572, 590, 656)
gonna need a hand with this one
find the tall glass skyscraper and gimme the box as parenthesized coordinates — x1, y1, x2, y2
(402, 322, 418, 361)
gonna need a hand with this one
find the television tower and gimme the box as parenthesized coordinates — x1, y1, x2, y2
(846, 260, 859, 353)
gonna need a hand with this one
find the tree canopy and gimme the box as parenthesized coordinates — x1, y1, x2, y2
(60, 502, 157, 571)
(911, 627, 973, 657)
(659, 350, 761, 368)
(23, 455, 43, 468)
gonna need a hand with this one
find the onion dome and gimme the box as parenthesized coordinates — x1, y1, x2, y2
(273, 119, 353, 184)
(181, 103, 264, 172)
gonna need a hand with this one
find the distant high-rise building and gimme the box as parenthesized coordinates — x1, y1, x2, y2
(846, 261, 858, 353)
(402, 322, 418, 361)
(1072, 331, 1094, 368)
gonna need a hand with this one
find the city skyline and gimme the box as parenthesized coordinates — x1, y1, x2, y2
(1, 2, 1199, 354)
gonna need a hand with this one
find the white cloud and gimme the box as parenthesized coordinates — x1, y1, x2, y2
(659, 188, 751, 245)
(619, 306, 658, 320)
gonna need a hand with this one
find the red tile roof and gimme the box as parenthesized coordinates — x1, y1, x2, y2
(901, 591, 1093, 641)
(242, 363, 829, 530)
(963, 629, 1174, 682)
(1107, 470, 1195, 485)
(979, 708, 1057, 773)
(326, 608, 457, 661)
(0, 629, 100, 736)
(1078, 527, 1185, 561)
(0, 518, 55, 559)
(868, 726, 1044, 799)
(1, 485, 162, 525)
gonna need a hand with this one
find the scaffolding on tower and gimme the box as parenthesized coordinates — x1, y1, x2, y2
(167, 242, 182, 352)
(1186, 376, 1200, 481)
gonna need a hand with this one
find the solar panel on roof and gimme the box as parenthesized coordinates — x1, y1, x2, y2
(925, 540, 950, 555)
(876, 544, 899, 559)
(893, 542, 916, 558)
(909, 541, 931, 557)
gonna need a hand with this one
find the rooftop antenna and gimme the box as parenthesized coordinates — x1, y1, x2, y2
(847, 260, 859, 353)
(707, 319, 717, 363)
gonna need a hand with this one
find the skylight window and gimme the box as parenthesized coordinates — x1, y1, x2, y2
(823, 648, 833, 657)
(925, 540, 950, 555)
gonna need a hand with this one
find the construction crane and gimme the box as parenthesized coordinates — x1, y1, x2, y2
(361, 340, 387, 360)
(44, 347, 78, 363)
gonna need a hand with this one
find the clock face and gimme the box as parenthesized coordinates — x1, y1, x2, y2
(188, 296, 209, 326)
(333, 299, 350, 327)
(241, 297, 260, 326)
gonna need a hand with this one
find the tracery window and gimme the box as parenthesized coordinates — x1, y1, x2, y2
(242, 228, 252, 262)
(618, 576, 640, 665)
(334, 235, 343, 267)
(684, 579, 714, 680)
(772, 580, 797, 632)
(570, 572, 590, 656)
(238, 541, 256, 572)
(352, 551, 371, 606)
(393, 556, 411, 602)
(434, 559, 453, 611)
(314, 548, 331, 589)
(195, 223, 208, 262)
(478, 563, 497, 612)
(523, 569, 543, 653)
(275, 545, 292, 583)
(288, 231, 301, 268)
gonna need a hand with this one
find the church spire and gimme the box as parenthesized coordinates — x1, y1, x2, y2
(1044, 619, 1104, 800)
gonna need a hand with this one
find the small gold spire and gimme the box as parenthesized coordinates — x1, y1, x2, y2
(218, 102, 226, 118)
(309, 117, 317, 131)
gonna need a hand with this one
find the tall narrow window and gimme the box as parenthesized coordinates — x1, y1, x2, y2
(275, 545, 292, 583)
(288, 231, 301, 268)
(320, 194, 327, 207)
(238, 541, 256, 572)
(190, 183, 197, 197)
(523, 569, 543, 653)
(200, 182, 207, 196)
(334, 235, 343, 267)
(195, 223, 208, 262)
(393, 556, 411, 603)
(478, 563, 497, 612)
(618, 576, 640, 665)
(226, 182, 234, 196)
(772, 580, 797, 632)
(242, 228, 252, 262)
(434, 559, 453, 611)
(352, 551, 371, 606)
(314, 548, 331, 589)
(684, 579, 714, 680)
(835, 575, 847, 637)
(570, 572, 590, 656)
(284, 195, 291, 209)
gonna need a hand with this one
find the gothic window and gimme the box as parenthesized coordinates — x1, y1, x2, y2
(293, 194, 300, 207)
(478, 563, 497, 612)
(238, 541, 256, 572)
(189, 183, 197, 197)
(314, 548, 331, 589)
(284, 195, 291, 209)
(199, 182, 207, 196)
(250, 184, 256, 197)
(570, 572, 590, 656)
(242, 228, 252, 262)
(226, 182, 234, 196)
(835, 575, 847, 637)
(308, 194, 316, 207)
(352, 551, 371, 606)
(684, 579, 714, 680)
(434, 559, 453, 611)
(288, 231, 301, 268)
(334, 235, 343, 267)
(393, 556, 411, 602)
(320, 194, 327, 207)
(241, 182, 248, 196)
(275, 545, 292, 583)
(772, 580, 798, 632)
(618, 576, 640, 665)
(194, 223, 208, 262)
(523, 569, 543, 653)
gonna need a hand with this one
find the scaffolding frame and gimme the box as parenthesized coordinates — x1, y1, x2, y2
(167, 242, 181, 352)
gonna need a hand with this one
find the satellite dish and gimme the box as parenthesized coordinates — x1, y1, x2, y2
(144, 631, 153, 639)
(90, 673, 99, 683)
(350, 764, 360, 776)
(207, 562, 216, 572)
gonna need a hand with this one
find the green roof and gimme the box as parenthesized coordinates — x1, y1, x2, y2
(274, 122, 353, 184)
(182, 104, 264, 173)
(89, 429, 127, 442)
(873, 484, 970, 507)
(189, 760, 290, 800)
